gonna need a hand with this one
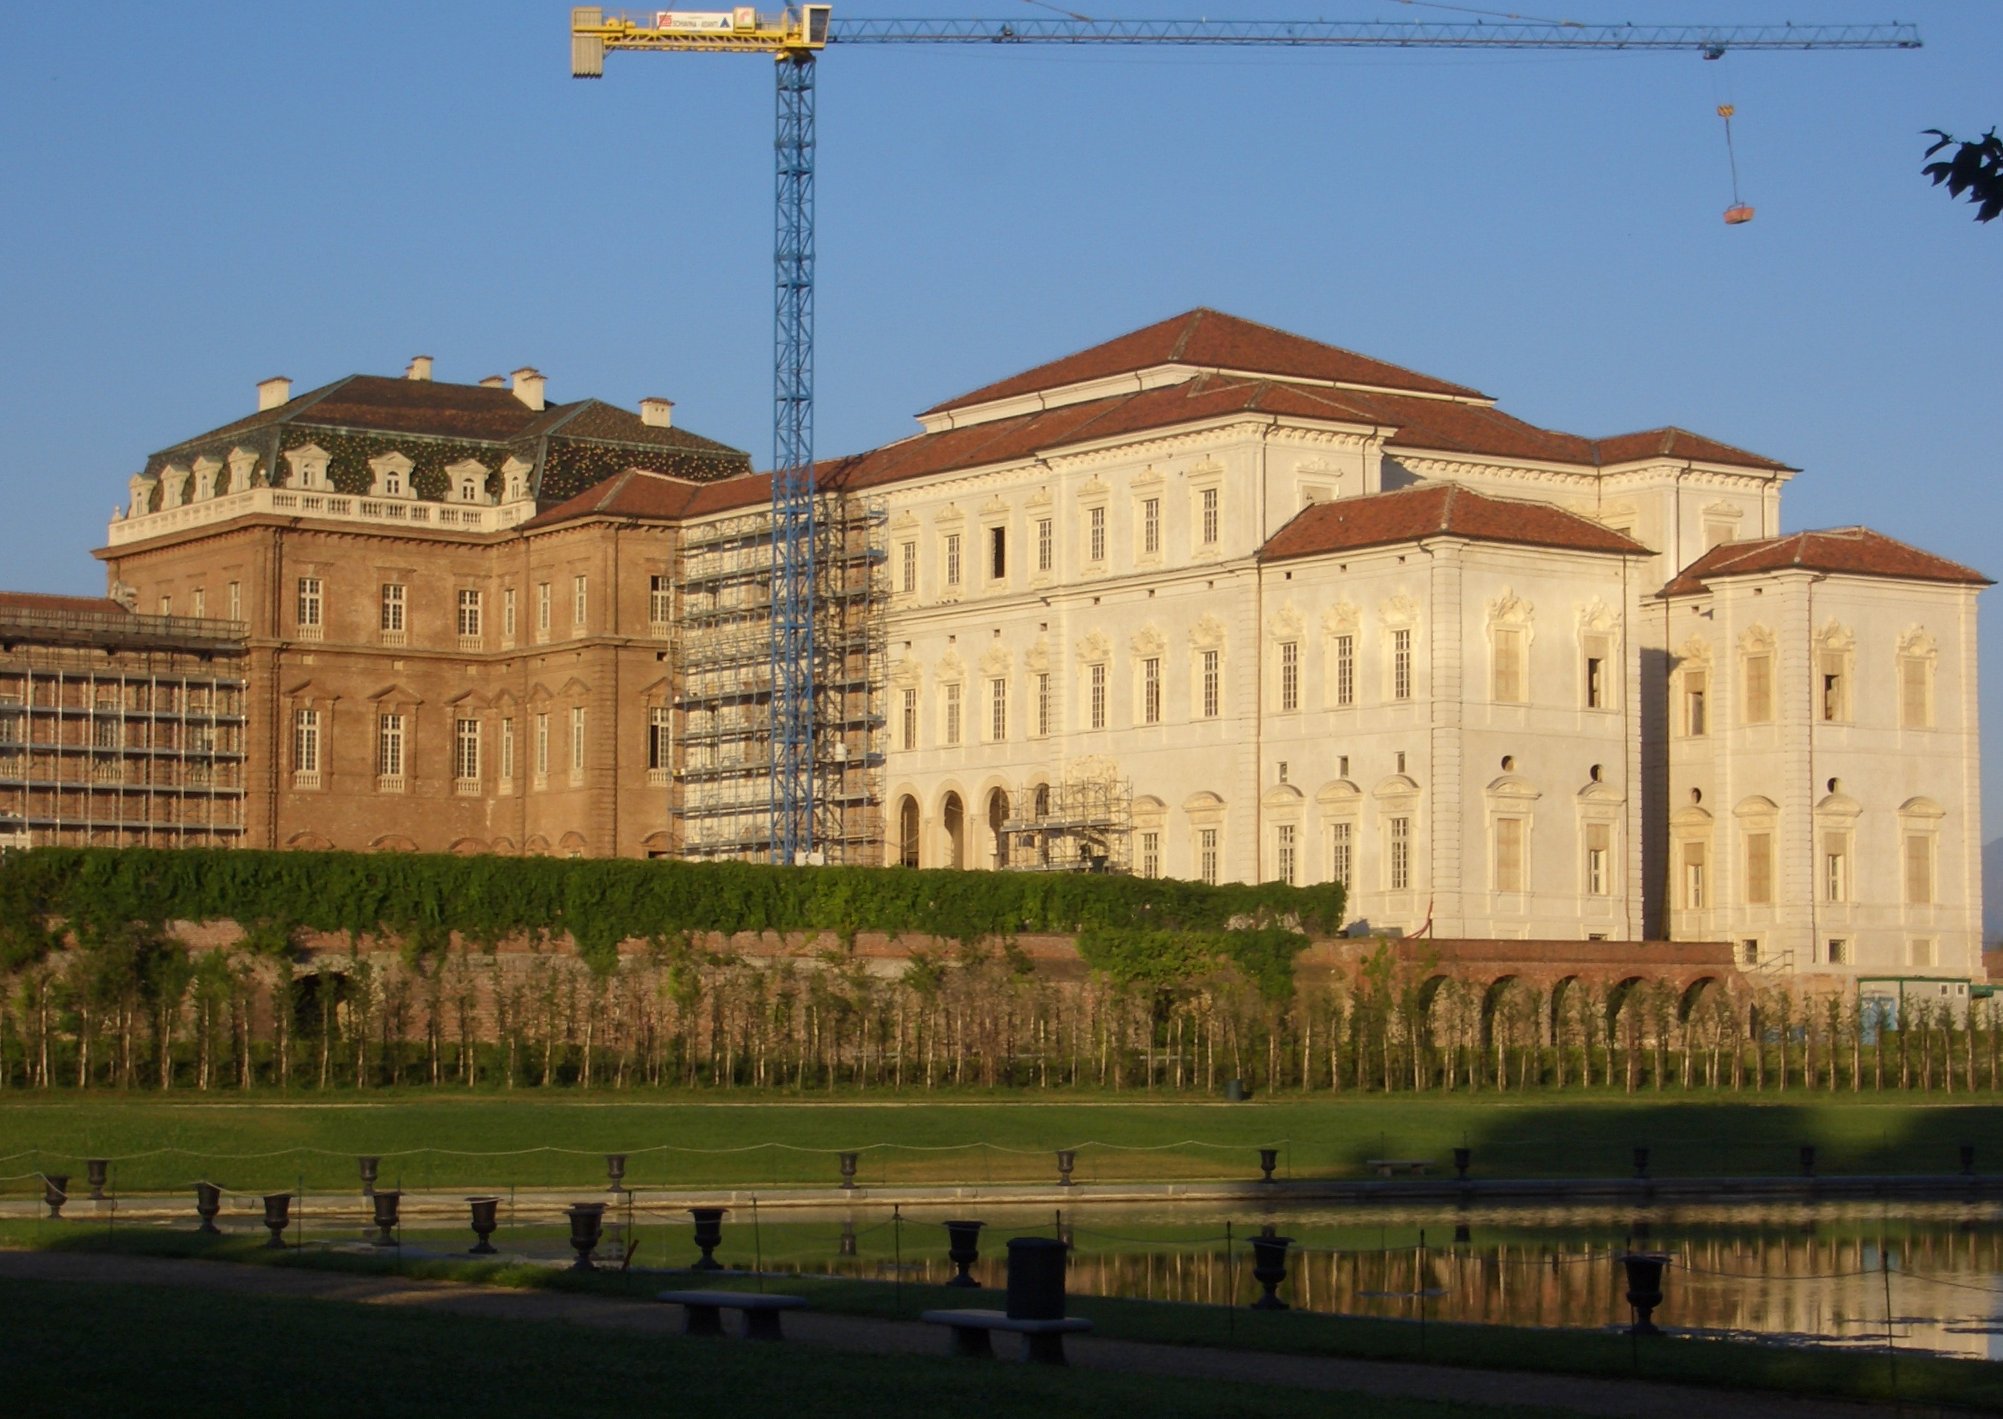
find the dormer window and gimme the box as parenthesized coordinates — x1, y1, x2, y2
(368, 452, 415, 500)
(445, 459, 492, 506)
(284, 445, 331, 491)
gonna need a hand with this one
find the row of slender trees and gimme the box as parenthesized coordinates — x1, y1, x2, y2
(1, 926, 1996, 1095)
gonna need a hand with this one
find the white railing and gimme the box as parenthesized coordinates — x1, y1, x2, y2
(107, 486, 540, 546)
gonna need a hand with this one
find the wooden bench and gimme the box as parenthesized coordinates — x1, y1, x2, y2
(656, 1290, 808, 1341)
(1366, 1158, 1433, 1177)
(920, 1308, 1093, 1365)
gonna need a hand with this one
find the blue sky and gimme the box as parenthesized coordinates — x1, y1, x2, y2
(2, 1, 1998, 817)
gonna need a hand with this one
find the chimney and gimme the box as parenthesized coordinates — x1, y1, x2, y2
(257, 376, 292, 411)
(480, 375, 506, 388)
(511, 367, 546, 412)
(405, 355, 434, 382)
(639, 397, 675, 429)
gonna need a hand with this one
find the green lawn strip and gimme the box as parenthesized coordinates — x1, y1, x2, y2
(1, 1274, 1520, 1419)
(0, 1093, 1996, 1193)
(9, 1226, 1997, 1413)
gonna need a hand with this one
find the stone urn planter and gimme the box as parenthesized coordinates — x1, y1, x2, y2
(357, 1156, 380, 1198)
(1257, 1148, 1279, 1184)
(371, 1189, 402, 1247)
(466, 1196, 501, 1254)
(1453, 1147, 1472, 1180)
(1249, 1231, 1293, 1311)
(688, 1207, 727, 1271)
(605, 1154, 628, 1194)
(1631, 1146, 1651, 1181)
(1056, 1149, 1077, 1187)
(261, 1193, 292, 1249)
(42, 1174, 69, 1220)
(565, 1203, 607, 1272)
(1619, 1251, 1670, 1335)
(838, 1152, 858, 1190)
(944, 1220, 985, 1288)
(195, 1182, 222, 1235)
(86, 1159, 110, 1201)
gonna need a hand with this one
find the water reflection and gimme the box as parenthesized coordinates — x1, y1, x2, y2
(774, 1200, 2003, 1359)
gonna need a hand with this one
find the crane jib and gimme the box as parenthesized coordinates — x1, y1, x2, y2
(821, 19, 1922, 51)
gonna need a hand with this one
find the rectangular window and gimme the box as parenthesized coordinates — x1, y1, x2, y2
(1905, 833, 1934, 905)
(500, 718, 515, 784)
(296, 577, 323, 634)
(569, 706, 586, 776)
(1036, 518, 1053, 573)
(1684, 670, 1708, 736)
(1494, 817, 1524, 892)
(1744, 653, 1773, 723)
(227, 581, 241, 621)
(1139, 831, 1161, 880)
(192, 588, 206, 619)
(1392, 629, 1412, 701)
(1088, 506, 1106, 563)
(1740, 938, 1761, 967)
(1200, 487, 1219, 546)
(379, 583, 405, 635)
(1746, 831, 1773, 905)
(989, 526, 1007, 581)
(1585, 656, 1607, 710)
(503, 587, 518, 641)
(376, 712, 405, 780)
(943, 682, 962, 747)
(536, 582, 551, 636)
(899, 541, 917, 594)
(649, 574, 672, 627)
(292, 708, 319, 774)
(1089, 664, 1106, 730)
(1586, 822, 1610, 896)
(1279, 641, 1300, 713)
(1826, 938, 1849, 967)
(1683, 840, 1707, 909)
(647, 707, 671, 774)
(1909, 938, 1936, 969)
(901, 687, 918, 750)
(1824, 837, 1849, 902)
(1389, 817, 1411, 891)
(572, 574, 588, 627)
(534, 712, 550, 782)
(1035, 672, 1051, 738)
(1142, 497, 1160, 556)
(1276, 823, 1297, 886)
(944, 533, 962, 588)
(1198, 827, 1220, 886)
(1334, 634, 1355, 706)
(454, 718, 481, 782)
(1201, 649, 1220, 719)
(457, 589, 483, 639)
(1492, 627, 1524, 704)
(1901, 657, 1931, 729)
(1820, 654, 1845, 721)
(1142, 657, 1161, 725)
(1330, 822, 1353, 888)
(988, 677, 1007, 742)
(158, 594, 171, 617)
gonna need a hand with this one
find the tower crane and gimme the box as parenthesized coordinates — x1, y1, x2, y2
(568, 7, 1922, 866)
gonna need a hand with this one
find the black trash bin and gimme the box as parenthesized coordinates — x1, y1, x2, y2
(1005, 1236, 1069, 1320)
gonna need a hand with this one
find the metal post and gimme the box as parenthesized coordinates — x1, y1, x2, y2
(770, 52, 818, 864)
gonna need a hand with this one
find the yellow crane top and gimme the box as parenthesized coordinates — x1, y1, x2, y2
(572, 5, 830, 73)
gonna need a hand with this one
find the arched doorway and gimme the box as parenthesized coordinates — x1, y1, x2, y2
(897, 795, 920, 868)
(987, 788, 1010, 869)
(942, 792, 965, 870)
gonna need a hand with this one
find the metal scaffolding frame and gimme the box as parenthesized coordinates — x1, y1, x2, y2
(998, 772, 1133, 874)
(674, 492, 885, 863)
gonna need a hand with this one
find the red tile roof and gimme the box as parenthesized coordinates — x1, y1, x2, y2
(1661, 528, 1991, 596)
(1260, 484, 1651, 563)
(0, 590, 128, 616)
(925, 308, 1489, 413)
(518, 469, 707, 530)
(1593, 427, 1792, 473)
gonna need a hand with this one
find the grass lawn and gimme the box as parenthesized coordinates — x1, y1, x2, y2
(3, 1271, 1555, 1419)
(6, 1229, 1998, 1413)
(0, 1091, 1997, 1194)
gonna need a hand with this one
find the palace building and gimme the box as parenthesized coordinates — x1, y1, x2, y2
(37, 310, 1986, 981)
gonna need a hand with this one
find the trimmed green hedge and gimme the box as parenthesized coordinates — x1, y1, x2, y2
(0, 848, 1341, 984)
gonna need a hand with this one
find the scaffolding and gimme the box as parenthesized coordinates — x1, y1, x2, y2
(0, 608, 249, 850)
(673, 492, 886, 862)
(998, 772, 1133, 874)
